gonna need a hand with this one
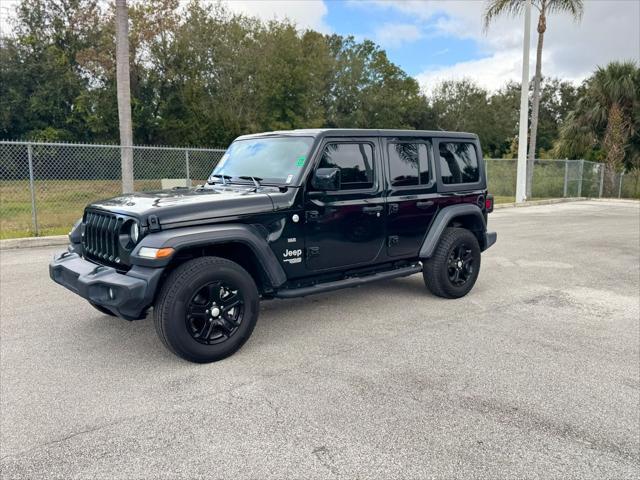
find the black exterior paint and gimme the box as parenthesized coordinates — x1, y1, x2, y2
(50, 129, 496, 318)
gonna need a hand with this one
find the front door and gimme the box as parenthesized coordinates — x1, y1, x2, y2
(304, 138, 386, 271)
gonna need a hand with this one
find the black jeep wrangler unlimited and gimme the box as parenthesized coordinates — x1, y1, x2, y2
(50, 129, 496, 363)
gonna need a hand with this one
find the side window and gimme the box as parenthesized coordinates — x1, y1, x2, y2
(388, 142, 430, 187)
(319, 143, 374, 189)
(438, 142, 479, 184)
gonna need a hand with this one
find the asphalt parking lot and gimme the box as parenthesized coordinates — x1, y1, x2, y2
(1, 200, 639, 479)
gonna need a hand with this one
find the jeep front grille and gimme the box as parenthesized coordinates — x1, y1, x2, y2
(82, 211, 123, 268)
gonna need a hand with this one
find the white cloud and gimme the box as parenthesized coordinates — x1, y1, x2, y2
(352, 0, 491, 40)
(220, 0, 330, 33)
(416, 50, 527, 93)
(356, 0, 640, 92)
(374, 22, 423, 48)
(0, 0, 19, 37)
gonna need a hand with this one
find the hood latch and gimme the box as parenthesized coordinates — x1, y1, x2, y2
(148, 215, 161, 232)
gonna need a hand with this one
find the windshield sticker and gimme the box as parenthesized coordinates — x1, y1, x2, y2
(296, 156, 306, 167)
(286, 174, 293, 184)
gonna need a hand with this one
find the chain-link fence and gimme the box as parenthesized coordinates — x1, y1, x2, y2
(1, 141, 639, 239)
(485, 159, 639, 202)
(0, 141, 225, 238)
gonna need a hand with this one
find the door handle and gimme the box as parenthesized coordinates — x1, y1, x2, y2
(416, 200, 434, 209)
(362, 205, 383, 215)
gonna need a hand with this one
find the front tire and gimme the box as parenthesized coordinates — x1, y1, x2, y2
(423, 227, 481, 299)
(154, 256, 259, 363)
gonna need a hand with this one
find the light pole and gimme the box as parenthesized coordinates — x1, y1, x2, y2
(515, 0, 532, 203)
(116, 0, 134, 194)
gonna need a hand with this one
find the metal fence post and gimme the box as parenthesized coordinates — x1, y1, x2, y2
(598, 164, 605, 198)
(185, 149, 191, 187)
(618, 172, 624, 198)
(577, 159, 584, 197)
(563, 160, 569, 197)
(27, 143, 39, 236)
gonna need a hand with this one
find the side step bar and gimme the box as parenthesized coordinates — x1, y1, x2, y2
(274, 264, 422, 299)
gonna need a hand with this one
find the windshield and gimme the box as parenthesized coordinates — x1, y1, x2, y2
(209, 136, 315, 185)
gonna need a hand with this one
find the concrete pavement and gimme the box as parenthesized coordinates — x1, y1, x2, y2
(1, 200, 638, 479)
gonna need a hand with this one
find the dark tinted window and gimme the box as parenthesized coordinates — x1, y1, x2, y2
(319, 143, 374, 189)
(388, 143, 430, 187)
(438, 142, 479, 184)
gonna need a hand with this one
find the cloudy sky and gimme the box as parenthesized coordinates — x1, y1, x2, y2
(223, 0, 640, 92)
(1, 0, 638, 92)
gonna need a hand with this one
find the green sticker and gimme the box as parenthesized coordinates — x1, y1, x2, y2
(296, 156, 306, 167)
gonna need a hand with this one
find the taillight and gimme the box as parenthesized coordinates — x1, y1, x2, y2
(485, 194, 494, 213)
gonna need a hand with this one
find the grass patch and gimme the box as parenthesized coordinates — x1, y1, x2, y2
(1, 174, 636, 240)
(494, 195, 514, 204)
(0, 179, 158, 239)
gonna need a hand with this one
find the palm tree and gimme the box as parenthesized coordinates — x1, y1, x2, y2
(556, 61, 639, 195)
(116, 0, 134, 193)
(484, 0, 584, 198)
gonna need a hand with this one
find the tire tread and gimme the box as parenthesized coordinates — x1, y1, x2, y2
(154, 256, 258, 362)
(423, 227, 481, 299)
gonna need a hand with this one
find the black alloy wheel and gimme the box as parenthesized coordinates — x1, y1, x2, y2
(186, 281, 244, 345)
(423, 227, 481, 299)
(447, 243, 474, 286)
(154, 256, 260, 363)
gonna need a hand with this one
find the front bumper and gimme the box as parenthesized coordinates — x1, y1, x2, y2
(49, 251, 163, 320)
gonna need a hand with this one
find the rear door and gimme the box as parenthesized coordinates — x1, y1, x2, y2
(384, 137, 438, 257)
(304, 138, 386, 271)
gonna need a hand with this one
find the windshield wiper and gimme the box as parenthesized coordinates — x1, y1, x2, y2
(238, 176, 263, 189)
(208, 174, 232, 185)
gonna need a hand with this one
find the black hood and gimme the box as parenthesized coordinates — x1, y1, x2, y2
(87, 185, 278, 227)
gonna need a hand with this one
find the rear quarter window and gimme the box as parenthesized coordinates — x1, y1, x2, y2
(438, 142, 479, 185)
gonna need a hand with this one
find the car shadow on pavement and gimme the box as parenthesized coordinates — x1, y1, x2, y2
(73, 275, 439, 364)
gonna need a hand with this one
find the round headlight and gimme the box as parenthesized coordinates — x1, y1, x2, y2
(130, 221, 140, 243)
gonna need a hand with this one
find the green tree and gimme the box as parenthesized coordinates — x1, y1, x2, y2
(556, 61, 640, 194)
(0, 0, 106, 141)
(430, 79, 519, 158)
(487, 82, 521, 157)
(252, 23, 331, 131)
(535, 78, 581, 157)
(484, 0, 584, 197)
(0, 0, 439, 148)
(326, 36, 424, 129)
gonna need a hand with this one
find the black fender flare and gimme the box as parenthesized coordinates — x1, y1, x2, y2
(130, 223, 287, 287)
(419, 204, 489, 259)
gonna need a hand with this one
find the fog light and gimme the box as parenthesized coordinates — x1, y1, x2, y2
(108, 287, 116, 300)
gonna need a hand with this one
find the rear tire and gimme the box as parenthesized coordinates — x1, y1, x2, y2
(154, 256, 260, 363)
(423, 227, 481, 299)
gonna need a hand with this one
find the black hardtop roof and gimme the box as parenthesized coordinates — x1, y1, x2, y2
(236, 128, 478, 141)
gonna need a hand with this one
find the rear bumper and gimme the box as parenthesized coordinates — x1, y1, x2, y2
(483, 231, 497, 251)
(49, 252, 163, 320)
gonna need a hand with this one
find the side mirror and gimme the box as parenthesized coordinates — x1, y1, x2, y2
(311, 167, 341, 191)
